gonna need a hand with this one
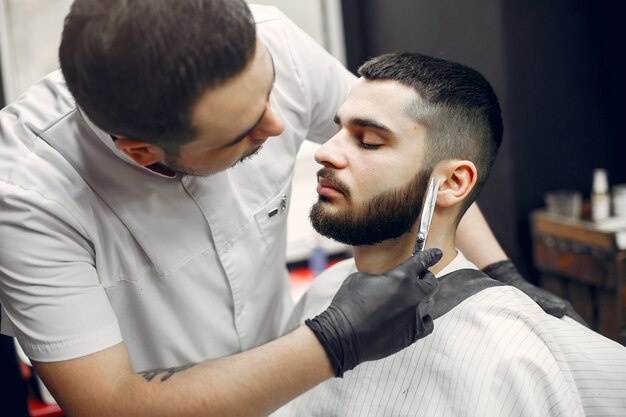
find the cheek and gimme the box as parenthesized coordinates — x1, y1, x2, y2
(353, 167, 388, 200)
(358, 162, 416, 200)
(201, 145, 244, 166)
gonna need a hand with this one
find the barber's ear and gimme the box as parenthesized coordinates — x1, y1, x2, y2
(436, 160, 477, 208)
(114, 137, 164, 166)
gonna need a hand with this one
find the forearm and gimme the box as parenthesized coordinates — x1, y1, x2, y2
(36, 326, 333, 417)
(456, 203, 507, 268)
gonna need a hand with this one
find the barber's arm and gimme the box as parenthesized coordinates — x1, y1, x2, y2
(33, 329, 329, 417)
(457, 203, 586, 325)
(31, 250, 440, 417)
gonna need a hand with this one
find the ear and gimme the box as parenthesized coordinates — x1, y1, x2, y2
(435, 160, 478, 208)
(113, 137, 164, 166)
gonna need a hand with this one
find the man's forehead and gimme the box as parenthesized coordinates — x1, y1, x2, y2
(339, 78, 419, 126)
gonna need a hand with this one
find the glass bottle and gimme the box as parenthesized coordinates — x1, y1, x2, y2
(591, 168, 610, 221)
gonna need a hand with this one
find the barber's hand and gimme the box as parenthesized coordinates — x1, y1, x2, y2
(482, 259, 588, 326)
(305, 248, 442, 377)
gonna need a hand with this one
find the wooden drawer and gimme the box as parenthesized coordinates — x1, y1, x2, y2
(534, 237, 616, 288)
(531, 210, 626, 345)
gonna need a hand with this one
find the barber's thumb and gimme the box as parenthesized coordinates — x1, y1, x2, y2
(407, 248, 443, 274)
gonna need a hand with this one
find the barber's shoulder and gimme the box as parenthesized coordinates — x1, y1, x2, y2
(0, 70, 84, 205)
(1, 70, 76, 138)
(249, 4, 287, 25)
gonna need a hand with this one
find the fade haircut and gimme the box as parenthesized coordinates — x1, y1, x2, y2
(358, 52, 503, 218)
(59, 0, 256, 154)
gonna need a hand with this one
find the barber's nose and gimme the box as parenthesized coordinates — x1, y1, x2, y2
(315, 132, 347, 169)
(252, 104, 284, 140)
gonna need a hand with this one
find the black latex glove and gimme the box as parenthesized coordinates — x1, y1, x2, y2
(305, 248, 442, 377)
(482, 259, 588, 326)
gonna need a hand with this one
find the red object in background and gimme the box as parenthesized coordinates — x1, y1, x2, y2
(288, 258, 346, 302)
(28, 400, 64, 417)
(20, 359, 64, 416)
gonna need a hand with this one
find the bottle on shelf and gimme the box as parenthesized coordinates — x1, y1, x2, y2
(591, 168, 611, 221)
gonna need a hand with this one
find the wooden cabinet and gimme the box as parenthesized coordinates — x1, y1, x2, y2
(531, 210, 626, 345)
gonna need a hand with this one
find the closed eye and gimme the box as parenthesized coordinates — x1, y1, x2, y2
(358, 131, 383, 150)
(360, 142, 381, 150)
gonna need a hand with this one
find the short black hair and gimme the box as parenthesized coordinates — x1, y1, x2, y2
(358, 52, 503, 217)
(59, 0, 256, 153)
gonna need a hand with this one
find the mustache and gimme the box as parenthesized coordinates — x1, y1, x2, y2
(317, 168, 350, 197)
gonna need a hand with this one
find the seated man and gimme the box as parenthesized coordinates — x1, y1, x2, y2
(274, 52, 626, 416)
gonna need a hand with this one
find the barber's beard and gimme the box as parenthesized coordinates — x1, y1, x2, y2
(309, 168, 431, 246)
(161, 145, 264, 177)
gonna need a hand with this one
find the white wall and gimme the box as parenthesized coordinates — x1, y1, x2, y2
(247, 0, 345, 65)
(0, 0, 73, 101)
(250, 0, 326, 47)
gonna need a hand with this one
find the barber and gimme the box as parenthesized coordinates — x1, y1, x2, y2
(0, 0, 579, 416)
(0, 0, 436, 414)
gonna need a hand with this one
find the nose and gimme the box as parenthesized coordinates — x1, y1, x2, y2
(314, 131, 348, 169)
(251, 103, 284, 140)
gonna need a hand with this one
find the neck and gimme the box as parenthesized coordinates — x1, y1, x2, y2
(353, 211, 457, 275)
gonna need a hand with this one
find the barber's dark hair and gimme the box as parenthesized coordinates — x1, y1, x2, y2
(59, 0, 256, 153)
(358, 52, 503, 217)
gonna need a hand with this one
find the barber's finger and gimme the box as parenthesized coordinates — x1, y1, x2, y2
(415, 270, 439, 298)
(417, 296, 434, 318)
(391, 248, 443, 278)
(414, 314, 434, 342)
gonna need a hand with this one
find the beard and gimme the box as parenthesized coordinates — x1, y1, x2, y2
(309, 167, 431, 246)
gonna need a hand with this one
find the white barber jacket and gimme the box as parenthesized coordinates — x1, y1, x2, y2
(0, 5, 355, 371)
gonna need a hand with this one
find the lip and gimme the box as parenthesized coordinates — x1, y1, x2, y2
(317, 178, 344, 198)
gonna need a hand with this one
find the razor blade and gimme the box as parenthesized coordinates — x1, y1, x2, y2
(413, 177, 440, 254)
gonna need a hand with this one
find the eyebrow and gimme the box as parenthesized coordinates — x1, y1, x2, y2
(333, 114, 392, 133)
(217, 52, 277, 150)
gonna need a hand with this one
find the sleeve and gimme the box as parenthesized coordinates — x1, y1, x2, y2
(0, 182, 122, 362)
(277, 10, 357, 144)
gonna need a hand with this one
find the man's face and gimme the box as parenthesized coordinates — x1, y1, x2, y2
(162, 39, 284, 176)
(310, 78, 431, 246)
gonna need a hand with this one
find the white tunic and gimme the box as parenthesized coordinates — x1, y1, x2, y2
(274, 255, 626, 417)
(0, 5, 355, 371)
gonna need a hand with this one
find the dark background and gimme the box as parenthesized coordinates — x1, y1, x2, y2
(342, 0, 625, 279)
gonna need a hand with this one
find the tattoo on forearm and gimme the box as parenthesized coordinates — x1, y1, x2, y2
(139, 363, 196, 382)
